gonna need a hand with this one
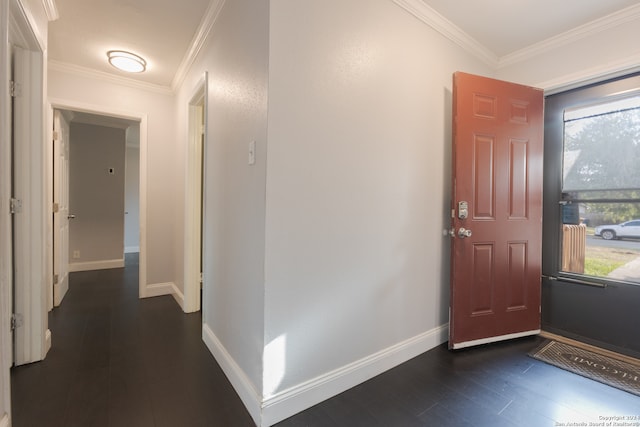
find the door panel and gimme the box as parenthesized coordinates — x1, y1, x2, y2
(473, 135, 495, 218)
(450, 72, 543, 349)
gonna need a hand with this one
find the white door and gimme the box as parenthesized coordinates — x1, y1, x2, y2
(12, 45, 30, 365)
(12, 46, 46, 365)
(53, 110, 70, 306)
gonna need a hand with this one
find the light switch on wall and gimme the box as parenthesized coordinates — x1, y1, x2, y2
(248, 141, 256, 165)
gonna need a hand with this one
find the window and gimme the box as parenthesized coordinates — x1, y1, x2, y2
(558, 93, 640, 284)
(542, 73, 640, 353)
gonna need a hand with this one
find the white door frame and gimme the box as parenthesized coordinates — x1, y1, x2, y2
(47, 98, 149, 298)
(183, 72, 207, 313)
(1, 0, 49, 421)
(1, 0, 13, 422)
(0, 21, 9, 427)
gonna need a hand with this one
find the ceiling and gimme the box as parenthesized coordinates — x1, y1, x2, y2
(48, 0, 211, 87)
(47, 0, 640, 89)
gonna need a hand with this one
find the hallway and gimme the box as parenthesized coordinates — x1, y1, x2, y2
(10, 254, 253, 427)
(11, 254, 640, 426)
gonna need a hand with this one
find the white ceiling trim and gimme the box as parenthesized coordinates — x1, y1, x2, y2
(48, 60, 174, 96)
(15, 0, 46, 50)
(41, 0, 58, 21)
(171, 0, 226, 92)
(499, 3, 640, 68)
(392, 0, 499, 68)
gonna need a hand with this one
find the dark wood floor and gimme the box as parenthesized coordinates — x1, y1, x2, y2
(11, 254, 640, 426)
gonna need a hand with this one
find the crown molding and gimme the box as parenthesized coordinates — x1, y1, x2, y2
(392, 0, 499, 68)
(499, 3, 640, 68)
(171, 0, 226, 92)
(41, 0, 58, 21)
(48, 60, 174, 96)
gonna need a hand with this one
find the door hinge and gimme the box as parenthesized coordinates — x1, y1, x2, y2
(54, 274, 59, 285)
(10, 198, 22, 214)
(53, 130, 59, 141)
(53, 202, 59, 213)
(10, 80, 22, 98)
(11, 313, 24, 331)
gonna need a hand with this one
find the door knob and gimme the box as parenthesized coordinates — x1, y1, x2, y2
(458, 227, 472, 238)
(68, 214, 76, 220)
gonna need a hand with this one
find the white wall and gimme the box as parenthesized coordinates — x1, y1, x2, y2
(262, 0, 492, 418)
(175, 0, 269, 417)
(172, 0, 493, 424)
(48, 67, 177, 287)
(68, 122, 125, 267)
(124, 135, 140, 253)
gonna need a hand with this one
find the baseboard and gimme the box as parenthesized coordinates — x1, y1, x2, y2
(171, 283, 185, 311)
(0, 412, 9, 427)
(143, 282, 175, 298)
(45, 329, 52, 356)
(202, 323, 262, 426)
(124, 246, 140, 253)
(261, 323, 449, 426)
(201, 323, 449, 426)
(68, 258, 124, 272)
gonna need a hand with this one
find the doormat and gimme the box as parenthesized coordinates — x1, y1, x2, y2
(529, 340, 640, 397)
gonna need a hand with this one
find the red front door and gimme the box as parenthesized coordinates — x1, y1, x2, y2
(449, 72, 544, 349)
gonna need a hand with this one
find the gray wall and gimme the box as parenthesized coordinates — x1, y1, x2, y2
(69, 122, 125, 266)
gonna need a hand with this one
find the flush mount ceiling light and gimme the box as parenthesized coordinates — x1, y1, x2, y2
(107, 50, 146, 73)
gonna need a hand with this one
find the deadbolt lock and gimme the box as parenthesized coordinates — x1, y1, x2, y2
(458, 201, 468, 220)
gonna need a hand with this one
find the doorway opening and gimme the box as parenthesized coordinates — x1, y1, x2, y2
(48, 99, 149, 300)
(51, 109, 141, 308)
